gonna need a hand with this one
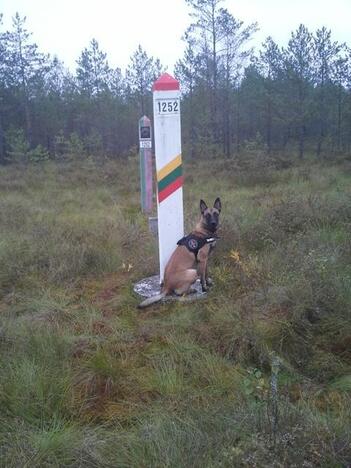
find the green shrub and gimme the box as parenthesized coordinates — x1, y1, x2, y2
(28, 144, 50, 163)
(5, 128, 29, 162)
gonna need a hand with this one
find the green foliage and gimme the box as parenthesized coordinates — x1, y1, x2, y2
(242, 368, 268, 400)
(76, 38, 110, 96)
(6, 131, 52, 163)
(1, 7, 351, 163)
(53, 131, 69, 158)
(67, 132, 85, 158)
(84, 130, 103, 157)
(126, 44, 164, 115)
(28, 144, 50, 162)
(241, 132, 268, 155)
(6, 128, 29, 162)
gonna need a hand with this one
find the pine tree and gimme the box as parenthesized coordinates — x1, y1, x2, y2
(175, 35, 200, 158)
(184, 0, 257, 153)
(125, 45, 163, 115)
(109, 67, 125, 98)
(0, 14, 7, 162)
(6, 13, 49, 148)
(217, 9, 257, 156)
(283, 25, 314, 159)
(76, 38, 111, 96)
(313, 27, 344, 157)
(332, 54, 349, 152)
(184, 0, 224, 144)
(35, 56, 72, 152)
(257, 37, 284, 152)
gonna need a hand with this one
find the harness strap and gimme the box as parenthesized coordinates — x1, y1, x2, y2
(177, 234, 218, 259)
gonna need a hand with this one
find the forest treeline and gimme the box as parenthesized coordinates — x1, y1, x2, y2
(1, 0, 351, 163)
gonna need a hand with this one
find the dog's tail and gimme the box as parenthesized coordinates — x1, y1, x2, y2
(138, 292, 166, 309)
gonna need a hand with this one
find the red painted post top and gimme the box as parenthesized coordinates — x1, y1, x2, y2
(139, 115, 151, 126)
(152, 73, 180, 91)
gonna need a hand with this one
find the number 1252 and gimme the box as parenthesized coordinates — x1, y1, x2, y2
(157, 100, 179, 114)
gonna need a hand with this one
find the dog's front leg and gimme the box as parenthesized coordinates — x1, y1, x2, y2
(198, 247, 209, 292)
(198, 260, 207, 291)
(205, 261, 215, 287)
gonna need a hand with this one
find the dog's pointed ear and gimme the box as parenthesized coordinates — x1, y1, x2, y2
(214, 197, 221, 212)
(200, 199, 208, 214)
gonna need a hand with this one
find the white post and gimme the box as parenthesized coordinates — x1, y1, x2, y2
(152, 73, 184, 282)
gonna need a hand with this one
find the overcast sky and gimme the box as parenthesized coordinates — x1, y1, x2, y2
(1, 0, 351, 73)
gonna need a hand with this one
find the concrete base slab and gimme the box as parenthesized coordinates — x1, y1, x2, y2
(134, 275, 207, 303)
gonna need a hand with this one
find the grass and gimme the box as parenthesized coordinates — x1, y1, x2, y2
(0, 154, 350, 466)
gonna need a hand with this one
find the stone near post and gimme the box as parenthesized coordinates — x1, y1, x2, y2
(138, 116, 153, 214)
(152, 73, 184, 282)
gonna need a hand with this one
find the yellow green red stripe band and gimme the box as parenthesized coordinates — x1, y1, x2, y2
(157, 154, 182, 181)
(158, 176, 183, 203)
(157, 154, 183, 203)
(158, 165, 182, 192)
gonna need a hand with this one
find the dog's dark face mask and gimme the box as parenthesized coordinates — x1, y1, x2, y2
(200, 198, 221, 233)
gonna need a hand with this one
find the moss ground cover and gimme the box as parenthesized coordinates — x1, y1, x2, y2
(0, 155, 350, 467)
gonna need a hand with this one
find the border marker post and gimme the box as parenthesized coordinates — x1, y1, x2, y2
(138, 115, 153, 214)
(152, 73, 184, 282)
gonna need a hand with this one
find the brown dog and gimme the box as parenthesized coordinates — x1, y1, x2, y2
(138, 198, 221, 308)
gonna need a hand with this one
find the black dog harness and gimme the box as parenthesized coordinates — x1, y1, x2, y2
(177, 234, 218, 260)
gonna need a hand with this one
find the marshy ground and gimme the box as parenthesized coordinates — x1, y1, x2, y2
(0, 154, 350, 467)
